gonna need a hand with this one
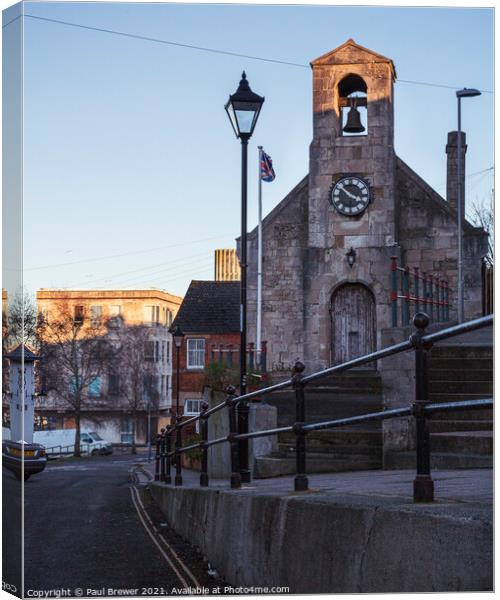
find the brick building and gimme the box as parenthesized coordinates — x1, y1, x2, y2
(35, 288, 182, 443)
(245, 39, 488, 374)
(170, 280, 240, 417)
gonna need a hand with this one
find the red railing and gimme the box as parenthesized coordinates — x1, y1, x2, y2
(391, 257, 450, 327)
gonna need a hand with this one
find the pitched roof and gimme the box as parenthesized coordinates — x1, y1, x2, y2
(171, 281, 240, 334)
(311, 38, 396, 79)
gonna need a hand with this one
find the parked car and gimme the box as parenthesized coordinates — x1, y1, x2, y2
(33, 429, 113, 457)
(2, 439, 47, 480)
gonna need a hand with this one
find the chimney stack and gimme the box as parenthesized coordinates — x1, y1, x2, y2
(445, 131, 467, 212)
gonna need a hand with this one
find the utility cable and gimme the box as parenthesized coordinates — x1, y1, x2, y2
(21, 13, 493, 94)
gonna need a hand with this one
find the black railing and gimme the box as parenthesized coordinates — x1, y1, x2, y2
(155, 312, 493, 503)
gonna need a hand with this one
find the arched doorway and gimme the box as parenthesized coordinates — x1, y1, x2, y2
(330, 283, 376, 366)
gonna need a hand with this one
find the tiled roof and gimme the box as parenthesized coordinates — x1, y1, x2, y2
(172, 281, 240, 334)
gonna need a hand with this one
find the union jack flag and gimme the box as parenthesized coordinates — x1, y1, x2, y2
(260, 150, 276, 182)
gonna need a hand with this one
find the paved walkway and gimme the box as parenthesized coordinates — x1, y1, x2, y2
(140, 461, 492, 509)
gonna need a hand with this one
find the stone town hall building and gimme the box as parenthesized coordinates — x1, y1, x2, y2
(246, 39, 487, 373)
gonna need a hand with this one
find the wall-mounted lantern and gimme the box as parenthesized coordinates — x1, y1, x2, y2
(346, 247, 357, 268)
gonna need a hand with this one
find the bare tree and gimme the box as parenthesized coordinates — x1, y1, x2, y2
(113, 324, 157, 454)
(3, 288, 38, 351)
(37, 300, 113, 457)
(469, 197, 494, 264)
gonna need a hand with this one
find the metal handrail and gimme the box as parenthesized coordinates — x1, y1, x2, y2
(155, 312, 493, 502)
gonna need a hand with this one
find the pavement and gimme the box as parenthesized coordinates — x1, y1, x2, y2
(145, 461, 492, 515)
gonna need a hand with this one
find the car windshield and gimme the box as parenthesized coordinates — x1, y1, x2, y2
(90, 432, 103, 441)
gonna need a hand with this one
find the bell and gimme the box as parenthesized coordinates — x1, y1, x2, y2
(343, 99, 365, 134)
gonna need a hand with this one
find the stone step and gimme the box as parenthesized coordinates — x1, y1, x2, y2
(430, 431, 493, 455)
(278, 429, 382, 446)
(267, 393, 383, 428)
(254, 454, 382, 479)
(428, 369, 493, 382)
(384, 451, 492, 470)
(428, 392, 493, 403)
(429, 381, 493, 395)
(427, 408, 492, 421)
(427, 419, 493, 433)
(428, 357, 493, 371)
(278, 442, 382, 456)
(430, 346, 492, 359)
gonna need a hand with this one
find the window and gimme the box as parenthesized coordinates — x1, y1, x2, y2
(90, 305, 102, 326)
(110, 305, 121, 317)
(144, 341, 156, 362)
(121, 417, 134, 445)
(108, 374, 120, 395)
(166, 341, 171, 364)
(74, 305, 85, 325)
(143, 375, 159, 403)
(88, 377, 102, 398)
(187, 338, 205, 369)
(185, 399, 202, 415)
(161, 341, 165, 363)
(143, 305, 160, 326)
(109, 305, 122, 328)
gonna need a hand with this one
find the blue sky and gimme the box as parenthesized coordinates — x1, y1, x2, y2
(3, 2, 494, 298)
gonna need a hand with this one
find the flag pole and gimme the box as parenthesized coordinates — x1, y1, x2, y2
(256, 146, 263, 358)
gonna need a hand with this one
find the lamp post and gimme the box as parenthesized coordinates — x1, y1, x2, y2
(225, 72, 264, 483)
(170, 325, 184, 486)
(171, 325, 184, 418)
(456, 88, 481, 323)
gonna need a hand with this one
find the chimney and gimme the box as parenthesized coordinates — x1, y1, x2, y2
(445, 131, 467, 212)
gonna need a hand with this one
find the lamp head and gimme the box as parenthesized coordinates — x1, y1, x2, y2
(456, 88, 482, 98)
(225, 72, 264, 139)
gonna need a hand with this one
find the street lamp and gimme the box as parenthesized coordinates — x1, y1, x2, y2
(225, 72, 264, 484)
(170, 325, 184, 418)
(170, 324, 184, 486)
(456, 88, 481, 323)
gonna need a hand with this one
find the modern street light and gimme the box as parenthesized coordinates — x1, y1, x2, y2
(456, 87, 481, 323)
(225, 72, 264, 484)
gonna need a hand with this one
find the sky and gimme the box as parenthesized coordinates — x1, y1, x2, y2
(2, 1, 495, 300)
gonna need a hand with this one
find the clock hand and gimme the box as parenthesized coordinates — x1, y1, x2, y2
(338, 185, 362, 202)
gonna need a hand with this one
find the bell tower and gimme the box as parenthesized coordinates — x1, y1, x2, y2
(304, 40, 398, 371)
(308, 39, 397, 248)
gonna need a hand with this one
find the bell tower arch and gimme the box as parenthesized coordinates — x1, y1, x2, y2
(304, 40, 398, 371)
(308, 39, 397, 249)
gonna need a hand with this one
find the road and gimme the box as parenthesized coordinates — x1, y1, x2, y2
(3, 453, 226, 597)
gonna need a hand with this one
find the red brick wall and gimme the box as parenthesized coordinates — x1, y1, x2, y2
(172, 332, 240, 415)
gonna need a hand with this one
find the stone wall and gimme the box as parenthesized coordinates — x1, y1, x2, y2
(246, 177, 308, 372)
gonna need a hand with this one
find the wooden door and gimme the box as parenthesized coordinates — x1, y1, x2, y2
(331, 284, 376, 366)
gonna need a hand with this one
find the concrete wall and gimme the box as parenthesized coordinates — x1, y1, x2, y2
(207, 391, 278, 478)
(150, 483, 492, 593)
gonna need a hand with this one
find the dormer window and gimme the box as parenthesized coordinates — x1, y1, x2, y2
(338, 74, 367, 137)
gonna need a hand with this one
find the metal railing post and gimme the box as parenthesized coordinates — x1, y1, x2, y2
(292, 361, 308, 492)
(411, 312, 434, 503)
(403, 266, 410, 326)
(159, 428, 166, 483)
(414, 267, 420, 314)
(154, 432, 162, 481)
(237, 397, 251, 484)
(200, 401, 209, 487)
(174, 418, 183, 486)
(226, 385, 241, 489)
(391, 256, 398, 326)
(164, 425, 172, 484)
(428, 273, 434, 322)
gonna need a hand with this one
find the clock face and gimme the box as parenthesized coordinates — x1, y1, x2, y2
(330, 176, 370, 216)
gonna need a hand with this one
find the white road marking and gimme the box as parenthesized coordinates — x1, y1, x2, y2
(129, 473, 202, 590)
